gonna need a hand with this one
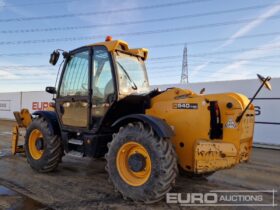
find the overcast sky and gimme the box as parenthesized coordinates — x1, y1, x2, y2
(0, 0, 280, 92)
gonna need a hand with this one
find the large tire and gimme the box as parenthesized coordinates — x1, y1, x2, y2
(105, 122, 178, 203)
(25, 117, 62, 172)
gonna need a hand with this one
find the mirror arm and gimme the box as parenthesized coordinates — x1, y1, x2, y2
(236, 77, 269, 123)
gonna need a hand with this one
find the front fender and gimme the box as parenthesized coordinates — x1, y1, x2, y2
(32, 111, 60, 135)
(112, 114, 174, 138)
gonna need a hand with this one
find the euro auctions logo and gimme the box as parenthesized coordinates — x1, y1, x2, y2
(167, 192, 217, 205)
(166, 190, 278, 207)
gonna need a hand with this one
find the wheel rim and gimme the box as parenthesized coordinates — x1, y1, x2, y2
(28, 129, 44, 160)
(116, 141, 152, 187)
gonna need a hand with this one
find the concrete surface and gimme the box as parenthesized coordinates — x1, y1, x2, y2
(0, 120, 279, 210)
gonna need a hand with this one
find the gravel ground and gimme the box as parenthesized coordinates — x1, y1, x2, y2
(0, 120, 279, 210)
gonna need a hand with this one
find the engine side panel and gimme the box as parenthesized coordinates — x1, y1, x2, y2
(146, 88, 254, 173)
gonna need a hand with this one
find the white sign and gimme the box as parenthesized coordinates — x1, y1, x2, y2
(0, 100, 10, 111)
(0, 92, 21, 119)
(21, 91, 53, 112)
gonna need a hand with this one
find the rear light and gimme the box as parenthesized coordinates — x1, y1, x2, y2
(214, 102, 220, 123)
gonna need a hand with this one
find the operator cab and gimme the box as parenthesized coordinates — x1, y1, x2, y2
(47, 37, 151, 133)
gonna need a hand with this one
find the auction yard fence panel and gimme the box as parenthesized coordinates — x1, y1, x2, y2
(0, 78, 279, 145)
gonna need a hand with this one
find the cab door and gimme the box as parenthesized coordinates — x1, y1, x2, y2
(56, 48, 91, 129)
(91, 46, 116, 129)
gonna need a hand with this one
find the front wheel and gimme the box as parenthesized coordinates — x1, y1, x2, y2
(106, 122, 178, 203)
(25, 117, 62, 172)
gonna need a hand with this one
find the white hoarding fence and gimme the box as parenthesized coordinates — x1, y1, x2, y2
(0, 78, 279, 145)
(21, 91, 53, 112)
(0, 92, 21, 120)
(0, 100, 10, 111)
(0, 91, 53, 120)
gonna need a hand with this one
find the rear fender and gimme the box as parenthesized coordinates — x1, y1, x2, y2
(112, 114, 174, 138)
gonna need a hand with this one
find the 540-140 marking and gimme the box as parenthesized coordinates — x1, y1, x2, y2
(173, 103, 198, 109)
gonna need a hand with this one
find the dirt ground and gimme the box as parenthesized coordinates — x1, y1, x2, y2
(0, 120, 279, 210)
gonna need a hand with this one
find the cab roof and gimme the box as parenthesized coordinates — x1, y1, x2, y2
(88, 39, 148, 60)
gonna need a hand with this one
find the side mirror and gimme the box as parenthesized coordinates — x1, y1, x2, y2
(46, 86, 57, 94)
(49, 50, 60, 66)
(257, 74, 272, 91)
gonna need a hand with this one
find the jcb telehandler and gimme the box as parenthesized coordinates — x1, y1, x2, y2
(12, 37, 271, 203)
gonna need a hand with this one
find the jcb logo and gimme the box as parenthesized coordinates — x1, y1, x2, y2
(32, 102, 51, 111)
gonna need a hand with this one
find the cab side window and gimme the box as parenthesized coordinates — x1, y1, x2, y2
(57, 50, 89, 127)
(92, 47, 114, 105)
(60, 51, 89, 97)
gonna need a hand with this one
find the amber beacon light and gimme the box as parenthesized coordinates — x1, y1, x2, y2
(105, 36, 112, 41)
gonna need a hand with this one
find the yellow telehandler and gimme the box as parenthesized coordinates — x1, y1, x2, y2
(12, 37, 271, 203)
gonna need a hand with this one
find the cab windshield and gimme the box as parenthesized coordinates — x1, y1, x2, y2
(115, 51, 149, 95)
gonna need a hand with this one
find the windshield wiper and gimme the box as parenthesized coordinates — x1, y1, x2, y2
(117, 62, 138, 90)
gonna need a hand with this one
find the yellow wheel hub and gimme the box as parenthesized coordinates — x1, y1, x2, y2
(28, 129, 44, 160)
(116, 141, 152, 187)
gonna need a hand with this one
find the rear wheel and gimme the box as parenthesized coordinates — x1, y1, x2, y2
(25, 117, 62, 172)
(106, 122, 178, 203)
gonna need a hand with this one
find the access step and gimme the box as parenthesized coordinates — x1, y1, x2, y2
(68, 139, 83, 145)
(67, 150, 84, 158)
